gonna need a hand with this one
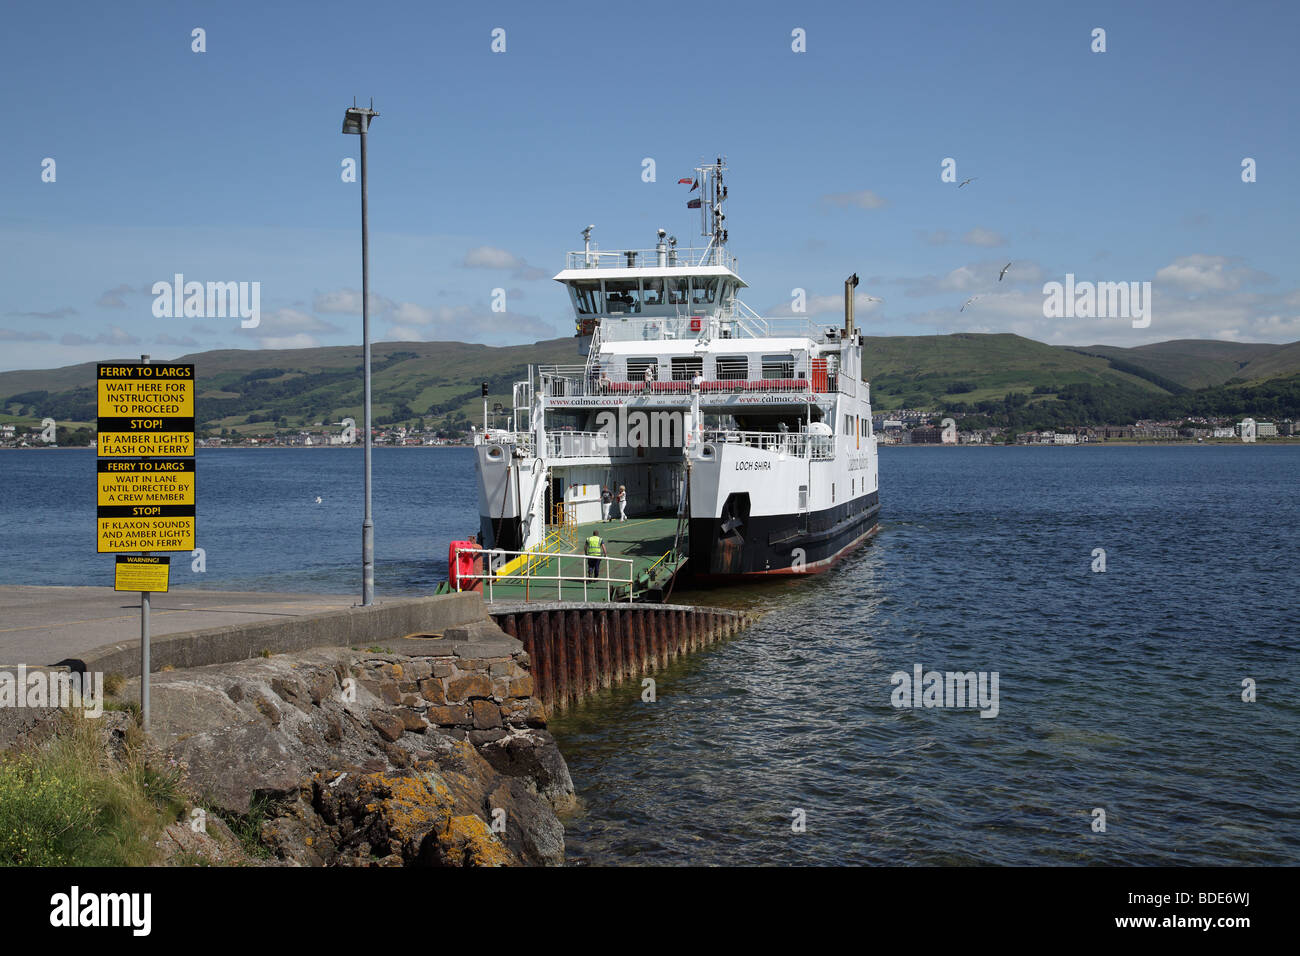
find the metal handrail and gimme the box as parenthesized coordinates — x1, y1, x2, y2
(701, 429, 836, 460)
(455, 546, 635, 603)
(564, 246, 738, 271)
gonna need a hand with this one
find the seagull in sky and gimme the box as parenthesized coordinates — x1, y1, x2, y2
(960, 295, 981, 312)
(999, 262, 1012, 281)
(958, 177, 977, 188)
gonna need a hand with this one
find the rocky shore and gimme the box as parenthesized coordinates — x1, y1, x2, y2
(125, 619, 574, 866)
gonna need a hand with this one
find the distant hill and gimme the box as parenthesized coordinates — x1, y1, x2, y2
(1, 333, 1297, 436)
(1074, 339, 1296, 390)
(861, 333, 1169, 410)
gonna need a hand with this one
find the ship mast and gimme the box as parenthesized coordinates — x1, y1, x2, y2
(695, 157, 728, 265)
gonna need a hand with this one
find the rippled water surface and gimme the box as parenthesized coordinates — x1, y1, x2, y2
(3, 445, 1297, 864)
(553, 445, 1300, 865)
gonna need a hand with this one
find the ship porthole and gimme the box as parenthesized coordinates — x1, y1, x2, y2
(701, 444, 715, 459)
(486, 445, 504, 461)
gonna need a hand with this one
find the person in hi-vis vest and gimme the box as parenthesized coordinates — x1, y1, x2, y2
(586, 532, 607, 579)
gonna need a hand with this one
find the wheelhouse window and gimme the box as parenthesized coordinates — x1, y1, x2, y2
(690, 277, 719, 304)
(761, 353, 796, 379)
(642, 278, 665, 307)
(671, 356, 703, 381)
(571, 281, 600, 315)
(604, 279, 640, 313)
(668, 279, 689, 305)
(715, 355, 748, 380)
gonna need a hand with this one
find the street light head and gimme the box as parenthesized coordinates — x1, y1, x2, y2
(342, 105, 378, 135)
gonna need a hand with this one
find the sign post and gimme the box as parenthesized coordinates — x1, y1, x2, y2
(97, 358, 195, 729)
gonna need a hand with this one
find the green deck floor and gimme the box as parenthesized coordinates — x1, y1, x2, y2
(480, 515, 684, 603)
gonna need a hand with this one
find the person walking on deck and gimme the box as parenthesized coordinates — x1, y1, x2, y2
(617, 485, 628, 521)
(585, 531, 607, 579)
(601, 486, 612, 522)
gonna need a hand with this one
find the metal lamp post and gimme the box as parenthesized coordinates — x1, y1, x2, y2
(343, 99, 379, 606)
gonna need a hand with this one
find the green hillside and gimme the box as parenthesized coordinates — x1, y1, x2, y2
(1077, 339, 1292, 390)
(861, 332, 1167, 411)
(2, 333, 1297, 438)
(0, 339, 580, 438)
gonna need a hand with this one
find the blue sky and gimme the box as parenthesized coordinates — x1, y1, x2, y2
(2, 0, 1297, 371)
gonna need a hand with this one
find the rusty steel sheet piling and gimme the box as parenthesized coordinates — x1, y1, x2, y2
(488, 602, 758, 712)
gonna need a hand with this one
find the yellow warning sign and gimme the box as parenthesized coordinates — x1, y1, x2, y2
(97, 515, 195, 554)
(97, 459, 195, 507)
(97, 432, 195, 457)
(114, 555, 170, 593)
(97, 363, 195, 458)
(96, 375, 194, 417)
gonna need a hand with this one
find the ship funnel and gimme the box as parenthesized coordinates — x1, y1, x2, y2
(656, 228, 667, 267)
(844, 273, 860, 338)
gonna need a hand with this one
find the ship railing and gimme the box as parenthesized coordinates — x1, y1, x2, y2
(564, 247, 738, 271)
(452, 546, 635, 603)
(538, 369, 840, 399)
(591, 311, 832, 344)
(475, 429, 534, 456)
(700, 429, 836, 460)
(545, 430, 612, 459)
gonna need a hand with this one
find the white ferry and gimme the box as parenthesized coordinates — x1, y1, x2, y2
(471, 159, 879, 585)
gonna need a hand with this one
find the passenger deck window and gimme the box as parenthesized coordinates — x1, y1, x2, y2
(671, 357, 703, 381)
(761, 354, 796, 379)
(715, 355, 748, 380)
(627, 357, 657, 381)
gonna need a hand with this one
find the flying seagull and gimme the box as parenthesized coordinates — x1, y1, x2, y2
(960, 295, 981, 312)
(999, 262, 1012, 281)
(314, 496, 322, 504)
(958, 177, 977, 188)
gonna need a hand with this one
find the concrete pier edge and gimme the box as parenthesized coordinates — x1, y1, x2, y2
(56, 592, 494, 678)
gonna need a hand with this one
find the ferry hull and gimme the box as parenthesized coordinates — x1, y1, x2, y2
(688, 492, 879, 577)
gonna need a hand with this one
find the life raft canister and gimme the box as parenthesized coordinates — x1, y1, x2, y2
(448, 540, 483, 591)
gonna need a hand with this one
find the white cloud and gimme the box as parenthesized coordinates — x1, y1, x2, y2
(8, 307, 77, 320)
(96, 284, 136, 308)
(461, 246, 547, 280)
(0, 328, 51, 341)
(919, 228, 1007, 247)
(60, 325, 139, 346)
(904, 285, 1300, 346)
(255, 308, 341, 334)
(765, 291, 884, 318)
(312, 288, 395, 315)
(962, 228, 1007, 248)
(1155, 254, 1272, 293)
(155, 333, 200, 347)
(255, 334, 322, 350)
(384, 303, 558, 342)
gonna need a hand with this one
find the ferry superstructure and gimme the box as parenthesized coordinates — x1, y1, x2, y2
(473, 160, 879, 582)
